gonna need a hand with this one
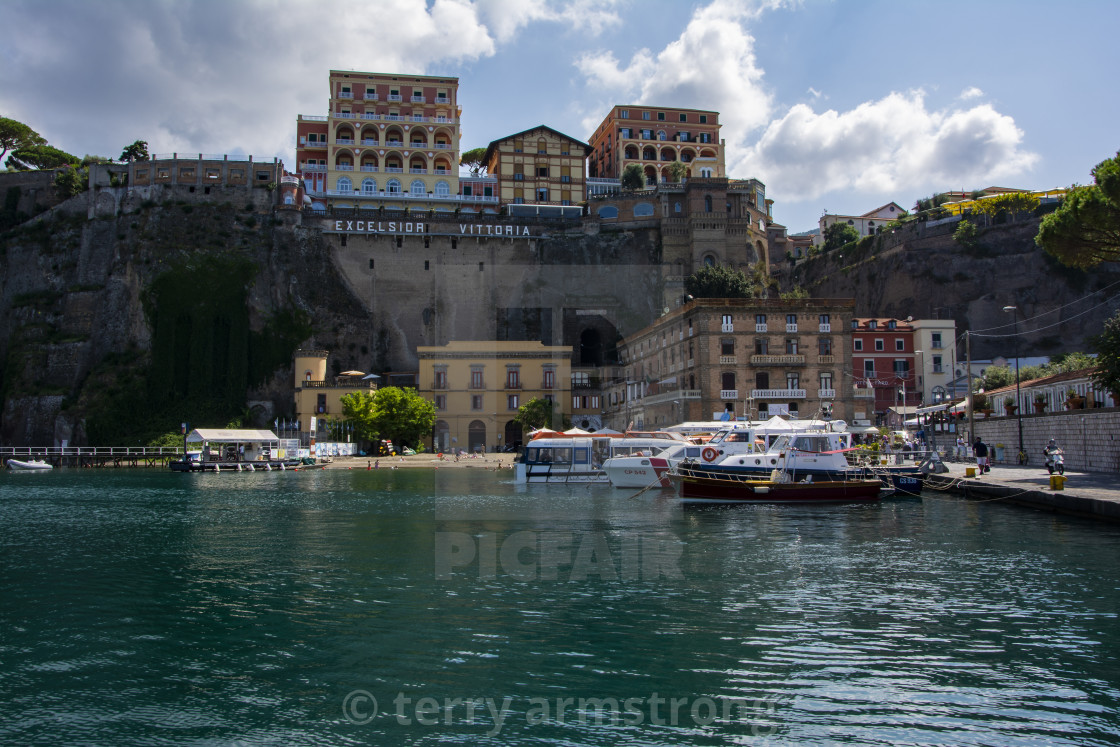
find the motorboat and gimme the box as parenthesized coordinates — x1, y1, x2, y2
(602, 425, 762, 488)
(674, 467, 884, 505)
(514, 430, 690, 483)
(6, 459, 53, 470)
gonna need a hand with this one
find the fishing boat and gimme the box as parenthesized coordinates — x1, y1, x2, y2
(686, 431, 927, 497)
(6, 459, 53, 471)
(673, 465, 884, 505)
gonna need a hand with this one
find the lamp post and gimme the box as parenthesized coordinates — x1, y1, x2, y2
(1002, 305, 1024, 465)
(914, 349, 924, 445)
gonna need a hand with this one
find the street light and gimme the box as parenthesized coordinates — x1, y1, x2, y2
(1002, 305, 1024, 465)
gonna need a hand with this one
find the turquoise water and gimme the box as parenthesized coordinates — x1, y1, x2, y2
(1, 468, 1119, 746)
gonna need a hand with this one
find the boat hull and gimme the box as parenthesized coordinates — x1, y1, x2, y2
(678, 461, 924, 496)
(675, 469, 882, 505)
(6, 459, 53, 471)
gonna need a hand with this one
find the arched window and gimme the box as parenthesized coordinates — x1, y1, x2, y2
(361, 178, 377, 194)
(703, 255, 716, 267)
(336, 176, 352, 192)
(410, 180, 426, 195)
(387, 179, 401, 194)
(434, 180, 450, 197)
(633, 202, 654, 217)
(700, 167, 713, 177)
(598, 205, 618, 219)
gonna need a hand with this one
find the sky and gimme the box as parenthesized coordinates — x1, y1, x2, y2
(1, 0, 1118, 233)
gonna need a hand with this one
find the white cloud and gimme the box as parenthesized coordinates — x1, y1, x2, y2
(575, 0, 777, 135)
(736, 90, 1038, 201)
(960, 86, 984, 100)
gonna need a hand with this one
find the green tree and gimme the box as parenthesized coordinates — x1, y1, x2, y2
(0, 116, 46, 164)
(979, 365, 1015, 392)
(821, 222, 859, 253)
(685, 264, 758, 299)
(620, 163, 645, 191)
(973, 191, 1039, 220)
(343, 387, 436, 449)
(666, 161, 688, 183)
(6, 143, 79, 171)
(1091, 310, 1120, 396)
(459, 147, 487, 177)
(53, 166, 86, 198)
(119, 140, 149, 163)
(953, 218, 979, 249)
(514, 396, 568, 432)
(1037, 151, 1120, 267)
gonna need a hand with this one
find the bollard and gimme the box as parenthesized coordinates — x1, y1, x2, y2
(1050, 473, 1067, 491)
(965, 467, 977, 478)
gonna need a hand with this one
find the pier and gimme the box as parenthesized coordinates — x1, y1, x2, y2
(2, 446, 182, 469)
(926, 461, 1120, 523)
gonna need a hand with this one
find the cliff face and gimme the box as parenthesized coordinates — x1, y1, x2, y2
(0, 190, 369, 446)
(773, 216, 1120, 360)
(3, 194, 1117, 446)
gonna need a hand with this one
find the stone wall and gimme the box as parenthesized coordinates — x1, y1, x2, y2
(971, 408, 1120, 473)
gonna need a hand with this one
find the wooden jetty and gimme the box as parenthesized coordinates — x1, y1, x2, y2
(2, 446, 182, 469)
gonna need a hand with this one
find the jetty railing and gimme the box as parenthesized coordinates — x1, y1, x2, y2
(2, 446, 185, 468)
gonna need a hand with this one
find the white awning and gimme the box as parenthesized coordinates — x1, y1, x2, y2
(186, 429, 280, 443)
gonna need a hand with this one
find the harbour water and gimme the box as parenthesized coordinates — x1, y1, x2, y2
(2, 468, 1119, 745)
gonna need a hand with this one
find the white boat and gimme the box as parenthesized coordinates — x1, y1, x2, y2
(7, 459, 53, 470)
(514, 431, 689, 483)
(602, 426, 762, 488)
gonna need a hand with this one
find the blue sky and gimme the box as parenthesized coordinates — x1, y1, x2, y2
(1, 0, 1117, 232)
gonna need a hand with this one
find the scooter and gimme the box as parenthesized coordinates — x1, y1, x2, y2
(1045, 449, 1065, 475)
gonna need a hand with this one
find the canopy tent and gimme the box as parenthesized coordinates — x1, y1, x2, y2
(186, 429, 279, 444)
(185, 429, 284, 462)
(563, 427, 593, 435)
(339, 370, 366, 377)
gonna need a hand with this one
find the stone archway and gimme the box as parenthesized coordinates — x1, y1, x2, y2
(434, 420, 450, 452)
(468, 420, 487, 453)
(579, 328, 604, 367)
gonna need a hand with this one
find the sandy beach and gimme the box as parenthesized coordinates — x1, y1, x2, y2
(320, 452, 519, 471)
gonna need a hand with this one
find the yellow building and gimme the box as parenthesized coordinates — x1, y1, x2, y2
(296, 70, 464, 211)
(417, 341, 572, 453)
(292, 350, 378, 439)
(481, 125, 590, 207)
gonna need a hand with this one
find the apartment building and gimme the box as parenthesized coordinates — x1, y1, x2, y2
(602, 298, 855, 430)
(481, 125, 590, 207)
(295, 70, 465, 212)
(587, 105, 725, 185)
(417, 341, 572, 453)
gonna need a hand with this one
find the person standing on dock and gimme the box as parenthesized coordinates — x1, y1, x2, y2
(973, 437, 990, 473)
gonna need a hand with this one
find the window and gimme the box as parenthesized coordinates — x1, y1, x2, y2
(931, 332, 943, 349)
(538, 166, 548, 177)
(854, 339, 863, 351)
(435, 395, 446, 411)
(643, 111, 651, 120)
(620, 110, 629, 118)
(361, 178, 376, 194)
(336, 176, 352, 192)
(410, 180, 425, 195)
(506, 368, 520, 389)
(896, 339, 905, 351)
(786, 373, 799, 390)
(470, 368, 484, 389)
(507, 394, 519, 410)
(387, 179, 401, 194)
(869, 320, 878, 329)
(471, 395, 483, 410)
(721, 372, 736, 390)
(785, 339, 799, 354)
(755, 338, 768, 355)
(543, 369, 555, 389)
(874, 339, 885, 351)
(819, 314, 830, 326)
(699, 114, 708, 124)
(820, 373, 833, 390)
(888, 319, 896, 329)
(721, 339, 735, 355)
(657, 112, 665, 121)
(679, 113, 687, 122)
(864, 360, 875, 377)
(893, 360, 910, 376)
(435, 180, 450, 197)
(819, 338, 832, 355)
(933, 355, 943, 373)
(536, 188, 548, 202)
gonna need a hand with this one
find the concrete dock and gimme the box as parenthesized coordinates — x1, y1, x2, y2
(926, 461, 1120, 522)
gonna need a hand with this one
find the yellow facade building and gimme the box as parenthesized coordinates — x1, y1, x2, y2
(417, 341, 572, 453)
(481, 125, 591, 207)
(292, 350, 378, 439)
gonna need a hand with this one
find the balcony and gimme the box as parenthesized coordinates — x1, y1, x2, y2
(818, 355, 835, 364)
(750, 354, 805, 366)
(364, 93, 379, 101)
(360, 165, 377, 172)
(338, 91, 353, 99)
(411, 95, 426, 103)
(384, 115, 404, 121)
(388, 94, 402, 102)
(755, 323, 768, 333)
(434, 143, 455, 149)
(336, 138, 354, 145)
(854, 388, 875, 399)
(718, 356, 736, 365)
(751, 388, 807, 399)
(409, 168, 427, 174)
(819, 323, 831, 333)
(785, 323, 798, 333)
(361, 113, 379, 120)
(721, 323, 734, 333)
(336, 164, 354, 171)
(720, 389, 738, 400)
(361, 138, 378, 145)
(384, 166, 403, 173)
(301, 164, 326, 172)
(386, 140, 404, 146)
(818, 388, 837, 398)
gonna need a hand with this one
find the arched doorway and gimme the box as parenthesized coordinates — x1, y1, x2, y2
(468, 420, 487, 454)
(504, 420, 523, 452)
(434, 420, 450, 452)
(579, 328, 603, 367)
